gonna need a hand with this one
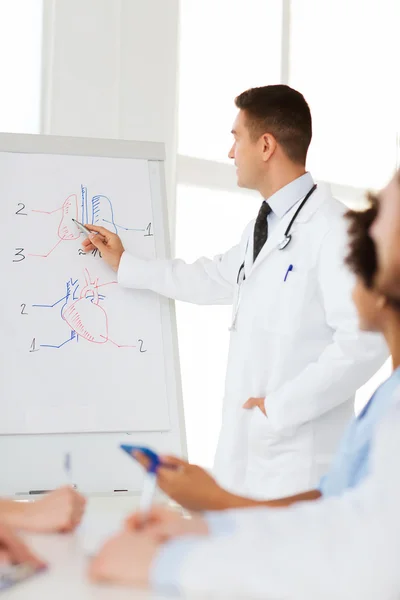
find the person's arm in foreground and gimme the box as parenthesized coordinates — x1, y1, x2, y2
(0, 487, 86, 533)
(133, 453, 321, 512)
(90, 403, 400, 600)
(81, 224, 249, 305)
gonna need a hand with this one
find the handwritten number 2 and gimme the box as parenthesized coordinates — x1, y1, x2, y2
(13, 248, 25, 262)
(16, 203, 27, 216)
(21, 304, 28, 315)
(138, 339, 147, 353)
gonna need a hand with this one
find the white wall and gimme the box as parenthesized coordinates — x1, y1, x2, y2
(41, 0, 179, 239)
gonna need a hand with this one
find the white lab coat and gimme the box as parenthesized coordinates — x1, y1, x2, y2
(159, 399, 400, 600)
(118, 183, 387, 499)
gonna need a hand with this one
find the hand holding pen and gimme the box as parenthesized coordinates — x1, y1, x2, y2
(131, 450, 225, 513)
(72, 219, 125, 272)
(120, 446, 161, 526)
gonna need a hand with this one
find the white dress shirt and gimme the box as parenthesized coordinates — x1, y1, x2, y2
(263, 171, 315, 239)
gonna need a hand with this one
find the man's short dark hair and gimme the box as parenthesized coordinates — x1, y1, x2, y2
(234, 85, 312, 165)
(344, 196, 378, 289)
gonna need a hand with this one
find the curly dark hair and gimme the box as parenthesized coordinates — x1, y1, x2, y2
(344, 194, 378, 289)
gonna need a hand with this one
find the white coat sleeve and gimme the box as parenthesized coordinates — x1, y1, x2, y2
(265, 222, 389, 431)
(151, 404, 400, 600)
(117, 237, 246, 306)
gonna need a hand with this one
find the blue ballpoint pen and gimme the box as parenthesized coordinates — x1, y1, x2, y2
(284, 264, 293, 282)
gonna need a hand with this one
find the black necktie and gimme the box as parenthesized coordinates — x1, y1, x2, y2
(253, 201, 272, 262)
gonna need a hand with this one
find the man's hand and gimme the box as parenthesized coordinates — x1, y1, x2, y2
(21, 487, 86, 533)
(243, 397, 267, 416)
(88, 531, 159, 587)
(0, 523, 46, 569)
(126, 505, 209, 540)
(81, 225, 125, 272)
(134, 453, 230, 512)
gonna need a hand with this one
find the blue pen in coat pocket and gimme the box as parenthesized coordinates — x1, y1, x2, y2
(284, 264, 293, 282)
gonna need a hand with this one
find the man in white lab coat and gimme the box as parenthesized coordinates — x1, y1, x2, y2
(84, 85, 386, 499)
(89, 172, 400, 599)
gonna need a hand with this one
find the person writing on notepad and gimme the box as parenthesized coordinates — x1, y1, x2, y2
(82, 84, 386, 502)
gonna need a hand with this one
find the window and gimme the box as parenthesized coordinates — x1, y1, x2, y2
(0, 0, 43, 134)
(289, 0, 400, 190)
(178, 0, 283, 163)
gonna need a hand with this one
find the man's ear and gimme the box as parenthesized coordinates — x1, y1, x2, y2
(261, 133, 277, 163)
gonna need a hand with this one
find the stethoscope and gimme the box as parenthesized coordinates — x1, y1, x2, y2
(229, 184, 317, 332)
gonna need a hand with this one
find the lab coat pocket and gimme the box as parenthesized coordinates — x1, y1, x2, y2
(248, 406, 303, 474)
(248, 405, 282, 455)
(264, 263, 315, 335)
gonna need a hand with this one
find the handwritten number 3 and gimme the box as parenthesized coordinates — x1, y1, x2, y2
(13, 248, 25, 262)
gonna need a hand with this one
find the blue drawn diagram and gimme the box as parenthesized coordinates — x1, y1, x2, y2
(80, 185, 146, 234)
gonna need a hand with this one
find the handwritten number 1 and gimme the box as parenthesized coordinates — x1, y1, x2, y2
(29, 338, 39, 353)
(144, 222, 153, 237)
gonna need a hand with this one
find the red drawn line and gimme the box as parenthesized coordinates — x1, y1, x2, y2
(101, 335, 136, 349)
(28, 238, 63, 258)
(97, 281, 118, 289)
(32, 208, 63, 215)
